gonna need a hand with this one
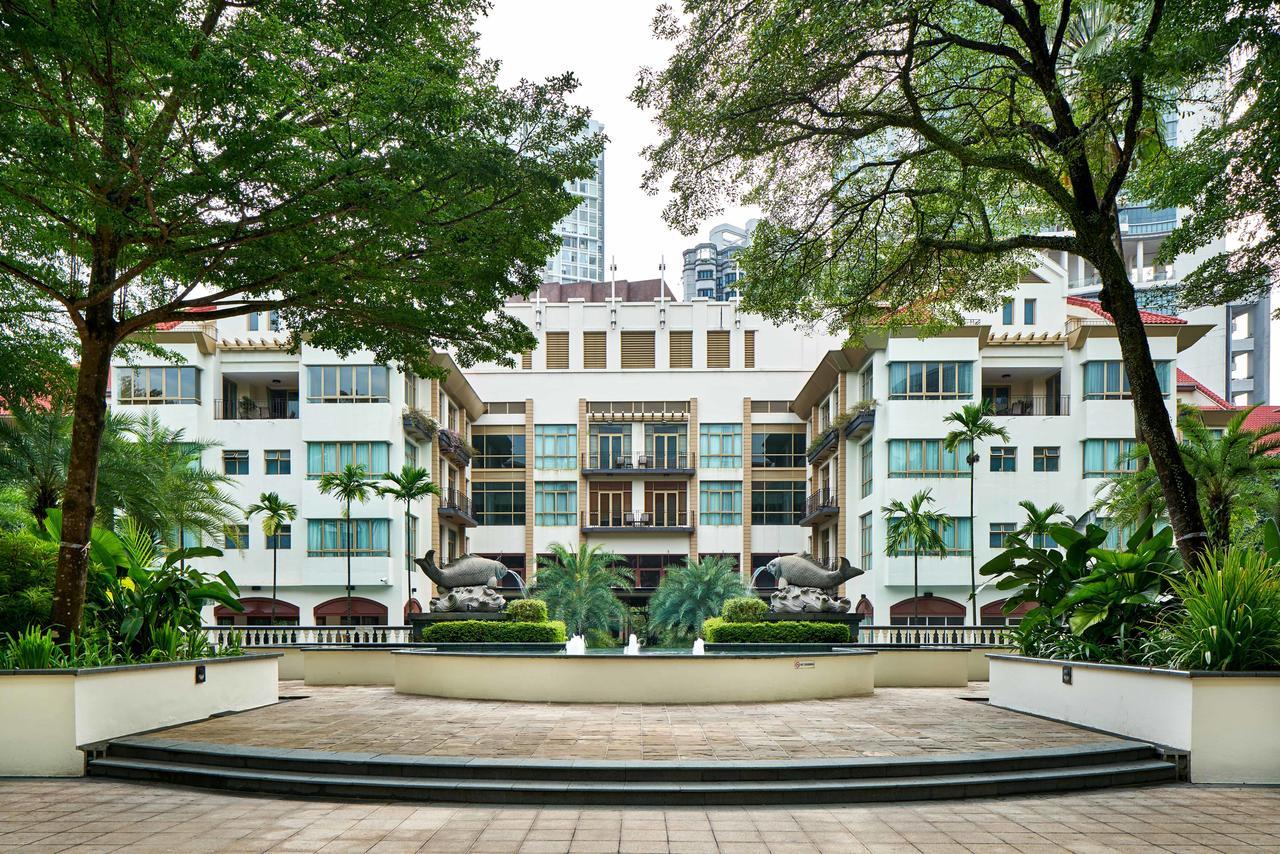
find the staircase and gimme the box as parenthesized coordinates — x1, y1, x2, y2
(87, 738, 1178, 805)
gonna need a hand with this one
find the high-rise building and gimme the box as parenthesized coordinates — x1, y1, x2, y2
(681, 220, 757, 301)
(539, 119, 605, 284)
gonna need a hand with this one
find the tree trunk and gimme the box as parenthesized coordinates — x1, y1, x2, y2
(913, 550, 920, 624)
(345, 501, 353, 621)
(1094, 246, 1208, 566)
(271, 544, 278, 624)
(50, 331, 116, 639)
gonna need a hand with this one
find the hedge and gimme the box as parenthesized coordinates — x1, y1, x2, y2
(702, 617, 850, 644)
(505, 598, 549, 623)
(0, 531, 58, 637)
(721, 596, 767, 623)
(420, 620, 567, 643)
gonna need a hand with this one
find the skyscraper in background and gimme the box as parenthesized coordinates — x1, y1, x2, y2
(540, 119, 605, 283)
(681, 220, 758, 301)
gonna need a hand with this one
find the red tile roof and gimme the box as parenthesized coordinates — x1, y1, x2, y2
(154, 305, 217, 330)
(1242, 406, 1280, 431)
(1176, 369, 1233, 410)
(1066, 296, 1186, 325)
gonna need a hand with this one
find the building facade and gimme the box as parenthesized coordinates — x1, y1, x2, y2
(539, 119, 606, 284)
(680, 220, 757, 302)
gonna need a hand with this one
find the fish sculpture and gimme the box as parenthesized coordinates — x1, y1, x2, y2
(765, 554, 863, 591)
(414, 550, 506, 590)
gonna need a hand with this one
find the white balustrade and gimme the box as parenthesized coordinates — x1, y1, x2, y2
(856, 624, 1013, 647)
(202, 625, 414, 649)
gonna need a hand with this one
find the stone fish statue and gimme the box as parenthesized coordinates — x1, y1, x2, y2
(764, 553, 864, 614)
(414, 550, 507, 612)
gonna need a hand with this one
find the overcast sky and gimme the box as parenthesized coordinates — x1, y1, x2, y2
(476, 0, 757, 284)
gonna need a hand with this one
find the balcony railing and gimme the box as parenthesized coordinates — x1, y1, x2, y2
(438, 488, 477, 527)
(806, 429, 839, 465)
(203, 625, 413, 648)
(985, 395, 1070, 417)
(581, 510, 693, 531)
(798, 488, 838, 527)
(214, 398, 299, 420)
(581, 452, 694, 473)
(438, 429, 472, 466)
(858, 624, 1014, 647)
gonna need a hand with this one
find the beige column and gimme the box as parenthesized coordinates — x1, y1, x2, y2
(577, 398, 587, 538)
(836, 377, 848, 595)
(428, 379, 441, 602)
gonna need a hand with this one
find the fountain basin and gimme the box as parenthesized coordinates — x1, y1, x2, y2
(392, 648, 875, 703)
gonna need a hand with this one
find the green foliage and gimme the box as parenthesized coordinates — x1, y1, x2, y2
(420, 620, 567, 644)
(1143, 550, 1280, 672)
(721, 596, 768, 624)
(980, 522, 1106, 634)
(702, 618, 850, 644)
(1056, 519, 1179, 640)
(1, 624, 63, 669)
(246, 493, 298, 542)
(0, 486, 31, 532)
(585, 628, 619, 649)
(0, 530, 57, 636)
(505, 598, 549, 623)
(883, 490, 950, 559)
(648, 556, 746, 638)
(532, 543, 632, 636)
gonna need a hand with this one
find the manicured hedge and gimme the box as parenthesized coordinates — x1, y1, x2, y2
(420, 620, 567, 643)
(702, 617, 850, 644)
(721, 596, 767, 623)
(505, 599, 549, 623)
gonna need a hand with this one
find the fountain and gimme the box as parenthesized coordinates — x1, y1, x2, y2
(624, 634, 640, 655)
(692, 638, 705, 656)
(565, 634, 587, 655)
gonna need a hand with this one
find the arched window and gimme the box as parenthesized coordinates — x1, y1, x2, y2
(403, 598, 423, 621)
(889, 595, 965, 626)
(313, 596, 389, 626)
(854, 594, 874, 619)
(214, 597, 299, 627)
(980, 598, 1037, 626)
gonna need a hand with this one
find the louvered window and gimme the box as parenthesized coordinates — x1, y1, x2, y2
(707, 330, 730, 368)
(545, 332, 569, 370)
(520, 351, 532, 370)
(744, 330, 756, 368)
(583, 331, 607, 369)
(620, 331, 655, 369)
(668, 330, 692, 369)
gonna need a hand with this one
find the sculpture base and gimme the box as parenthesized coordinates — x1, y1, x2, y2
(430, 585, 505, 613)
(770, 584, 851, 614)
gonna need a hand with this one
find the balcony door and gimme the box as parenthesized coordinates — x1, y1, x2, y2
(650, 430, 680, 469)
(592, 489, 629, 526)
(593, 426, 629, 469)
(648, 488, 682, 527)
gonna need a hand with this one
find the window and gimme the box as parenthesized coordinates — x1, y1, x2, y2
(751, 480, 805, 524)
(1023, 298, 1037, 324)
(405, 442, 417, 468)
(860, 440, 873, 498)
(743, 330, 756, 368)
(620, 331, 655, 369)
(260, 449, 289, 475)
(116, 366, 201, 404)
(989, 522, 1016, 549)
(535, 425, 577, 469)
(888, 362, 973, 399)
(535, 482, 577, 526)
(697, 269, 714, 280)
(473, 431, 525, 469)
(751, 432, 805, 468)
(473, 482, 525, 525)
(520, 351, 532, 370)
(305, 442, 390, 477)
(306, 366, 390, 403)
(265, 525, 292, 550)
(860, 513, 873, 573)
(669, 330, 692, 369)
(224, 524, 249, 550)
(306, 519, 390, 556)
(860, 365, 874, 402)
(699, 481, 742, 525)
(544, 332, 569, 370)
(750, 400, 792, 414)
(700, 424, 743, 468)
(1002, 300, 1014, 324)
(889, 517, 972, 556)
(1033, 446, 1060, 472)
(223, 450, 249, 475)
(887, 439, 972, 478)
(403, 371, 418, 408)
(707, 330, 731, 368)
(487, 401, 526, 415)
(989, 446, 1016, 472)
(583, 331, 607, 369)
(1083, 439, 1138, 477)
(1083, 360, 1171, 399)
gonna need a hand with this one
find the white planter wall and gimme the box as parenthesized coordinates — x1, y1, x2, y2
(0, 654, 279, 777)
(989, 655, 1280, 783)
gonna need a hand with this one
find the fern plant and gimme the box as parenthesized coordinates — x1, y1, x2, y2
(649, 556, 746, 639)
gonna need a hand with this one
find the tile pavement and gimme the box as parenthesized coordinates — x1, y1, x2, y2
(1, 778, 1278, 852)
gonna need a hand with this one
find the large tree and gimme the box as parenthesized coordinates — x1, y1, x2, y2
(635, 0, 1236, 565)
(0, 0, 600, 635)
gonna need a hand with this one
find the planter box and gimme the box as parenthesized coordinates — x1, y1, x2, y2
(302, 647, 398, 686)
(0, 653, 279, 777)
(872, 648, 970, 688)
(989, 654, 1280, 783)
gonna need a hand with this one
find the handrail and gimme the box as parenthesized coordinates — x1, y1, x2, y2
(202, 625, 414, 648)
(581, 510, 692, 529)
(857, 624, 1014, 646)
(581, 452, 693, 471)
(214, 398, 299, 420)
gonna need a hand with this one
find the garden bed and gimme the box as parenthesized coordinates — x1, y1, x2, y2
(988, 654, 1280, 783)
(0, 653, 279, 776)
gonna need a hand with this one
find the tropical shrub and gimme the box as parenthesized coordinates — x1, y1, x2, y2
(585, 628, 619, 648)
(1, 625, 63, 669)
(420, 620, 567, 643)
(702, 618, 850, 644)
(506, 598, 549, 623)
(532, 543, 631, 635)
(721, 596, 767, 623)
(0, 530, 57, 636)
(649, 556, 745, 638)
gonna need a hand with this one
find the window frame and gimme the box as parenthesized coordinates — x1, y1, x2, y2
(222, 449, 249, 475)
(699, 424, 743, 468)
(699, 480, 743, 526)
(534, 481, 577, 526)
(750, 480, 805, 525)
(305, 365, 390, 403)
(472, 482, 526, 526)
(1033, 446, 1060, 473)
(989, 446, 1017, 473)
(264, 449, 291, 476)
(887, 361, 974, 400)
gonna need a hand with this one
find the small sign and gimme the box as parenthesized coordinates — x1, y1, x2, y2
(794, 660, 815, 670)
(1061, 664, 1073, 685)
(195, 665, 207, 684)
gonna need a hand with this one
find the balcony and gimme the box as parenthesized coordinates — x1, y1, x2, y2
(1119, 205, 1177, 236)
(581, 452, 694, 476)
(402, 408, 438, 443)
(438, 429, 472, 467)
(214, 397, 299, 420)
(806, 429, 839, 466)
(581, 511, 694, 533)
(841, 407, 875, 440)
(798, 488, 838, 527)
(438, 488, 477, 527)
(986, 395, 1070, 417)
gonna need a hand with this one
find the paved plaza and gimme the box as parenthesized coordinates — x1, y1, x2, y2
(2, 777, 1278, 853)
(149, 683, 1119, 761)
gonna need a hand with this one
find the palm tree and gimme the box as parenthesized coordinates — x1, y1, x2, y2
(376, 464, 440, 618)
(943, 401, 1010, 623)
(649, 555, 746, 640)
(882, 489, 950, 625)
(532, 543, 632, 637)
(317, 463, 375, 621)
(1097, 405, 1280, 551)
(246, 492, 298, 624)
(1014, 500, 1072, 549)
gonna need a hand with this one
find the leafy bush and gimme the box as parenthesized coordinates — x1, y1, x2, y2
(1, 625, 63, 668)
(702, 618, 850, 644)
(506, 598, 549, 623)
(0, 531, 57, 636)
(585, 627, 619, 648)
(420, 620, 567, 643)
(721, 596, 767, 623)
